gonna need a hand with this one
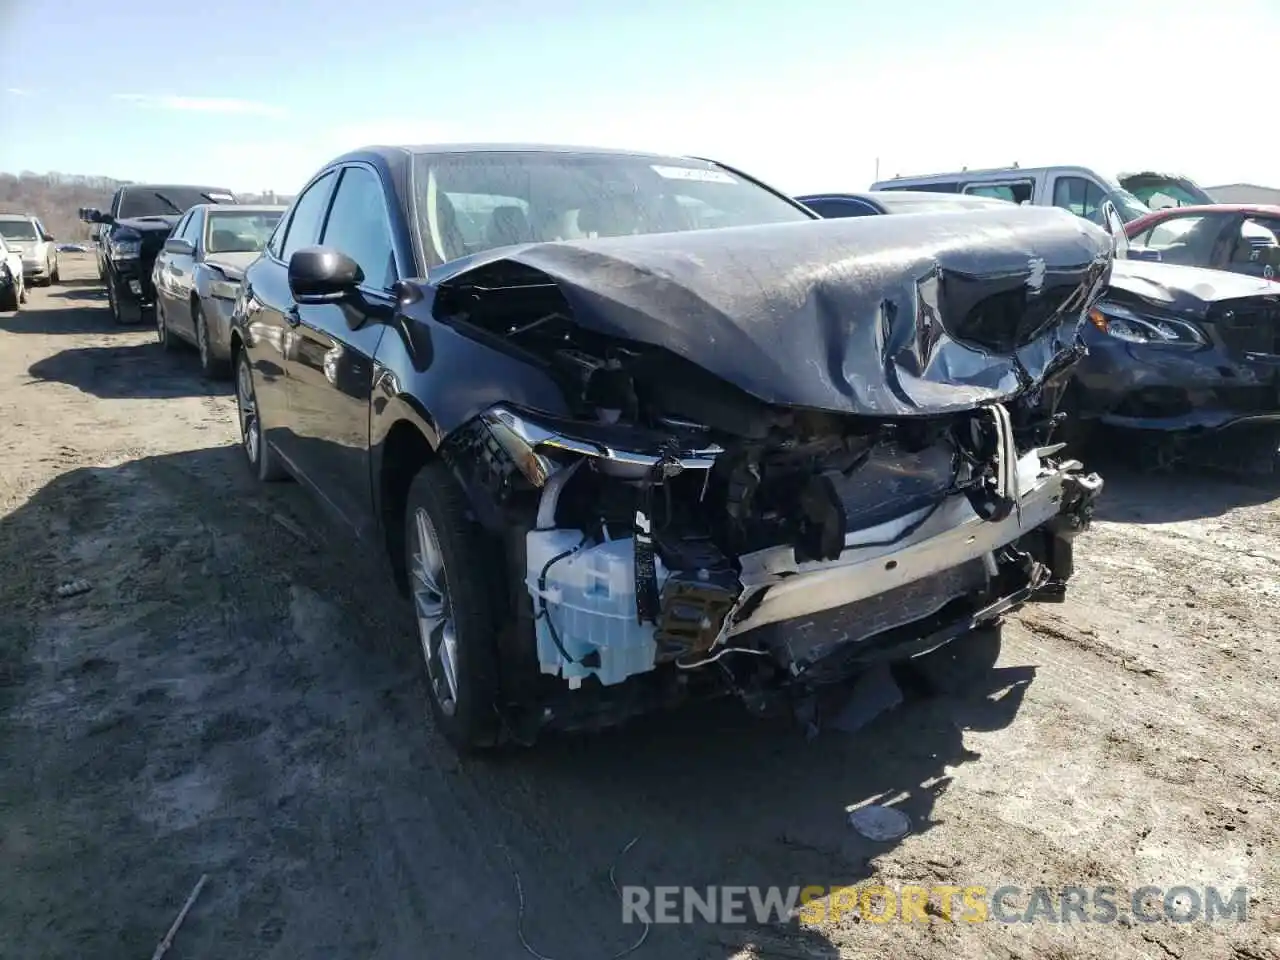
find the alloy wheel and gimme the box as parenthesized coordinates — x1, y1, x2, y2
(411, 508, 460, 717)
(236, 358, 260, 464)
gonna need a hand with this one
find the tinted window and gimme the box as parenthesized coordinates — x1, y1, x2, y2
(280, 173, 336, 261)
(411, 151, 811, 265)
(207, 210, 284, 254)
(1052, 177, 1108, 222)
(801, 198, 878, 218)
(320, 167, 396, 288)
(170, 212, 192, 242)
(882, 182, 961, 194)
(965, 181, 1034, 204)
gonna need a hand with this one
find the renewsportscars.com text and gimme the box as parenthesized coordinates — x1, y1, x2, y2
(621, 884, 1250, 926)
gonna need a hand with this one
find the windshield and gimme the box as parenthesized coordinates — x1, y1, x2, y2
(117, 187, 234, 220)
(0, 219, 39, 241)
(206, 210, 283, 254)
(410, 151, 813, 265)
(1122, 177, 1214, 209)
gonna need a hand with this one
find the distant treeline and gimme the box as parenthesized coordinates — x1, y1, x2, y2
(0, 171, 291, 241)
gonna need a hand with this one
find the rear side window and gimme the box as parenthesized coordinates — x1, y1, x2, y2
(279, 172, 336, 261)
(965, 181, 1034, 204)
(882, 182, 960, 194)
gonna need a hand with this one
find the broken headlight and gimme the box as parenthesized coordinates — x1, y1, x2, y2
(1088, 302, 1206, 347)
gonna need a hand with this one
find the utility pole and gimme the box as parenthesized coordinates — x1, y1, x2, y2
(874, 157, 880, 181)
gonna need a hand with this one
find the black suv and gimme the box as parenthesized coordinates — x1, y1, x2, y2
(79, 184, 237, 324)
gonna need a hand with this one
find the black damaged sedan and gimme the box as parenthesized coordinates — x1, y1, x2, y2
(230, 144, 1111, 751)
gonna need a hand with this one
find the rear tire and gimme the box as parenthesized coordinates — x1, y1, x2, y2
(194, 303, 228, 378)
(235, 351, 289, 482)
(403, 461, 504, 753)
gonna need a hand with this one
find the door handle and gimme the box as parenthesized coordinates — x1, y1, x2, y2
(285, 307, 301, 327)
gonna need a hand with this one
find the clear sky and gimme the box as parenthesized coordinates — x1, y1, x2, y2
(1, 0, 1275, 196)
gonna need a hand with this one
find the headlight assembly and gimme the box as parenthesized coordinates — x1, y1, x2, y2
(108, 237, 141, 260)
(1088, 302, 1206, 347)
(209, 277, 240, 300)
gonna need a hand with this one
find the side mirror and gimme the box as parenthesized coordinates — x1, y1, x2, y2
(1099, 200, 1129, 260)
(41, 232, 54, 242)
(164, 238, 195, 256)
(288, 246, 363, 304)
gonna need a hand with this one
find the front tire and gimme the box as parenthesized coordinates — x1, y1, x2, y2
(0, 283, 17, 312)
(235, 351, 288, 482)
(404, 461, 503, 753)
(156, 300, 174, 350)
(107, 280, 125, 325)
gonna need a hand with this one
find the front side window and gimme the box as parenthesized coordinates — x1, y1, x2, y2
(206, 210, 284, 255)
(279, 172, 336, 261)
(1136, 213, 1226, 267)
(411, 151, 813, 265)
(320, 167, 396, 288)
(1053, 177, 1098, 219)
(180, 210, 204, 246)
(0, 218, 38, 241)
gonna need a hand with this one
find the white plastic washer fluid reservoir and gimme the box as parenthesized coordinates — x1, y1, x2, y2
(525, 531, 668, 686)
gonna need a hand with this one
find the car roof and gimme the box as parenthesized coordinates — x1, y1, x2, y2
(1126, 203, 1280, 232)
(0, 212, 37, 220)
(189, 203, 287, 213)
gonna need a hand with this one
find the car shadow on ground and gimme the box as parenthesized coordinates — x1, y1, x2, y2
(0, 444, 1033, 959)
(26, 340, 230, 398)
(1082, 448, 1280, 524)
(0, 299, 127, 336)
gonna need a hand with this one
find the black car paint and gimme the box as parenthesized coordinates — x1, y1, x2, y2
(233, 148, 1112, 571)
(84, 184, 236, 320)
(1071, 260, 1280, 434)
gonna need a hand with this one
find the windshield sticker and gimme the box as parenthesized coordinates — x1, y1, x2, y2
(651, 165, 738, 185)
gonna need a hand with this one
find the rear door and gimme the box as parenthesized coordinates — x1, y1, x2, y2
(247, 170, 339, 467)
(283, 163, 397, 537)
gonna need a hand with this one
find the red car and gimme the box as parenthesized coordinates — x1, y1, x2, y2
(1123, 204, 1280, 282)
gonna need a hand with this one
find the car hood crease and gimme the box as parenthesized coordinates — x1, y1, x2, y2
(436, 207, 1114, 417)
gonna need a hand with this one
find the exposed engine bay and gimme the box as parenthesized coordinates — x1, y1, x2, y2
(432, 209, 1113, 727)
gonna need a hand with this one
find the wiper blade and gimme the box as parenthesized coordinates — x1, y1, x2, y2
(200, 193, 222, 204)
(153, 192, 183, 214)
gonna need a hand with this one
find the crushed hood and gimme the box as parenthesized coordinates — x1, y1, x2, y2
(435, 206, 1113, 417)
(204, 251, 257, 278)
(1108, 260, 1280, 316)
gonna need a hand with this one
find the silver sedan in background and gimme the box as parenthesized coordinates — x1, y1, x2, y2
(153, 203, 285, 377)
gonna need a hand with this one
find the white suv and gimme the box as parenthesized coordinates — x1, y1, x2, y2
(0, 235, 27, 311)
(0, 213, 60, 286)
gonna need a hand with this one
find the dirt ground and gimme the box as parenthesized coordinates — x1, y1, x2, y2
(1, 256, 1278, 960)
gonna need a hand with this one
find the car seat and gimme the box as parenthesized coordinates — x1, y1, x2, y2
(485, 205, 532, 248)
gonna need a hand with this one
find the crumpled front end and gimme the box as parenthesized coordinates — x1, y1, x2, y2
(431, 208, 1113, 727)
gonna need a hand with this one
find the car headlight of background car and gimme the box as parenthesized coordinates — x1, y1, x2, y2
(108, 232, 142, 261)
(1088, 302, 1206, 347)
(209, 277, 240, 301)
